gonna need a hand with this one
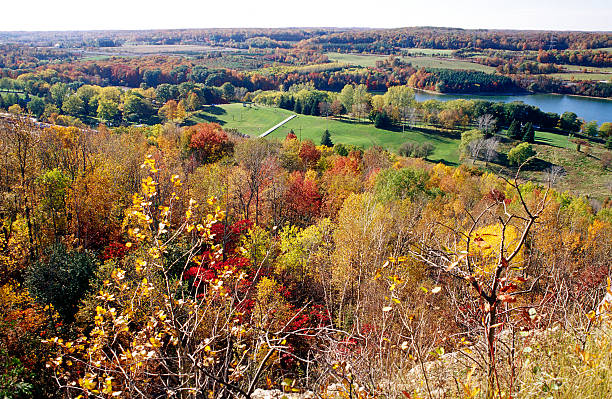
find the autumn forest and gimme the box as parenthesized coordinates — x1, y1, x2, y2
(0, 24, 611, 399)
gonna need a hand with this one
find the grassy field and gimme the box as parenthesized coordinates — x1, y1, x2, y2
(189, 104, 608, 188)
(523, 142, 612, 199)
(494, 129, 611, 199)
(189, 103, 461, 163)
(94, 44, 239, 56)
(401, 48, 454, 56)
(535, 130, 574, 149)
(325, 52, 497, 73)
(560, 64, 612, 73)
(546, 72, 612, 82)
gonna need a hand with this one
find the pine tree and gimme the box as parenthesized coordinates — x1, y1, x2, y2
(507, 119, 522, 140)
(522, 122, 535, 143)
(293, 99, 302, 114)
(310, 101, 319, 116)
(321, 129, 333, 147)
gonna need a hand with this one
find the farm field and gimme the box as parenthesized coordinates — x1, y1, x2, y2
(546, 72, 612, 81)
(400, 48, 454, 56)
(326, 52, 497, 72)
(189, 103, 461, 163)
(94, 44, 239, 56)
(560, 64, 612, 73)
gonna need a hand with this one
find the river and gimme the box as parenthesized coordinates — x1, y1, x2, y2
(414, 92, 612, 124)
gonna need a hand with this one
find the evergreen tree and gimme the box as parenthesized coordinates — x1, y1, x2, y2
(522, 122, 535, 143)
(310, 101, 319, 116)
(294, 99, 302, 114)
(374, 111, 390, 129)
(279, 96, 287, 110)
(507, 119, 522, 140)
(606, 136, 612, 150)
(321, 129, 333, 147)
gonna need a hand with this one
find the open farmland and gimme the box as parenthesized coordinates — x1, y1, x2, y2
(326, 52, 497, 72)
(189, 103, 461, 163)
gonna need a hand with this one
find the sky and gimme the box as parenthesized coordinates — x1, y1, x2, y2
(2, 0, 611, 32)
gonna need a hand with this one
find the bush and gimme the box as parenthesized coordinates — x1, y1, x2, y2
(25, 244, 98, 321)
(507, 142, 536, 165)
(399, 141, 434, 158)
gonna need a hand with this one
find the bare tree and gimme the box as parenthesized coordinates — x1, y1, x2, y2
(0, 116, 41, 258)
(467, 138, 486, 164)
(234, 87, 248, 102)
(483, 137, 500, 166)
(547, 165, 565, 186)
(477, 114, 497, 136)
(232, 139, 277, 226)
(406, 169, 551, 397)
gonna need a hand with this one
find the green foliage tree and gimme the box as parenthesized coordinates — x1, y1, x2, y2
(123, 94, 155, 124)
(338, 84, 354, 115)
(560, 111, 581, 133)
(221, 82, 235, 100)
(582, 120, 599, 137)
(321, 129, 333, 147)
(96, 99, 120, 124)
(26, 97, 45, 118)
(521, 122, 535, 143)
(507, 119, 522, 140)
(599, 122, 612, 138)
(374, 167, 434, 202)
(49, 82, 70, 108)
(61, 94, 85, 117)
(25, 243, 98, 321)
(373, 111, 391, 128)
(293, 98, 302, 114)
(507, 142, 536, 165)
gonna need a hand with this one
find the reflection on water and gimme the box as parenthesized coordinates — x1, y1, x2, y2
(414, 92, 612, 124)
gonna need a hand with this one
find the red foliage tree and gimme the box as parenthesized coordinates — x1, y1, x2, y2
(186, 123, 233, 164)
(298, 140, 321, 169)
(285, 171, 321, 225)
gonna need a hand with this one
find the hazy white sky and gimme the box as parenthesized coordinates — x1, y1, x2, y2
(2, 0, 611, 31)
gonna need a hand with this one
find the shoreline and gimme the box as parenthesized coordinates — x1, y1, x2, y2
(414, 88, 529, 96)
(413, 88, 612, 101)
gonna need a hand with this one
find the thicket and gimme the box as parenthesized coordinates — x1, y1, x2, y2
(0, 115, 611, 398)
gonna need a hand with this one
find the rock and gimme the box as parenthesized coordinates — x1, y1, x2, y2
(251, 388, 314, 399)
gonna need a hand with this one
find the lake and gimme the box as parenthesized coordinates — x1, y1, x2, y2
(414, 92, 612, 124)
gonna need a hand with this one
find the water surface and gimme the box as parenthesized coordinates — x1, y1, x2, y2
(414, 92, 612, 123)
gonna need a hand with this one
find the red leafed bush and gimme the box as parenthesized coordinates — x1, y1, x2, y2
(285, 171, 321, 224)
(186, 123, 233, 164)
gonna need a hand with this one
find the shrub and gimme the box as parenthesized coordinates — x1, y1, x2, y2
(399, 141, 434, 158)
(25, 244, 98, 321)
(507, 142, 536, 165)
